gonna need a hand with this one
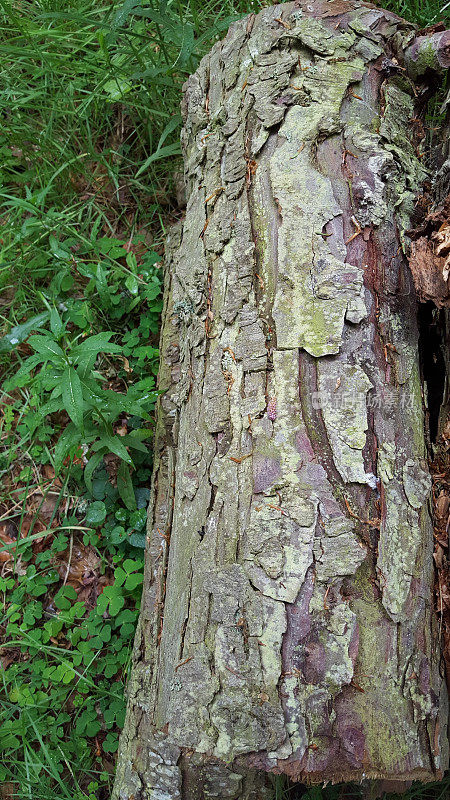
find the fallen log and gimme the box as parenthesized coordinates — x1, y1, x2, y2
(113, 2, 450, 796)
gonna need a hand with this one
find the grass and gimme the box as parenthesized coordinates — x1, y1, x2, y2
(385, 0, 449, 26)
(0, 1, 257, 797)
(0, 0, 448, 799)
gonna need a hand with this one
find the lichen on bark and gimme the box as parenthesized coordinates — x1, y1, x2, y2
(113, 3, 450, 797)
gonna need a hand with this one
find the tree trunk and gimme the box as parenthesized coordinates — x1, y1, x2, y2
(113, 2, 450, 796)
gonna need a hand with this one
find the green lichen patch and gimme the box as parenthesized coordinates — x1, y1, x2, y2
(317, 362, 373, 484)
(268, 59, 367, 356)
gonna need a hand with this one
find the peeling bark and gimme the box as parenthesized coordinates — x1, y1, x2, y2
(409, 196, 450, 307)
(113, 3, 450, 796)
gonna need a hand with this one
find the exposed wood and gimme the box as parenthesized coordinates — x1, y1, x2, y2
(409, 195, 450, 307)
(113, 3, 450, 797)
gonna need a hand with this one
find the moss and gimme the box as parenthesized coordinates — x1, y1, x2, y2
(358, 699, 415, 768)
(407, 38, 443, 79)
(349, 596, 416, 767)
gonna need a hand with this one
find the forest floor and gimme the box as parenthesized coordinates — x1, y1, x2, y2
(0, 1, 449, 799)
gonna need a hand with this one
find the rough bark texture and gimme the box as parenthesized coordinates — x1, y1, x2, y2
(113, 2, 450, 796)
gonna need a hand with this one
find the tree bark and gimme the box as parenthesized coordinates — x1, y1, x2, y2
(113, 2, 450, 796)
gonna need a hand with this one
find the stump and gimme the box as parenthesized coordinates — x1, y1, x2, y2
(113, 2, 450, 796)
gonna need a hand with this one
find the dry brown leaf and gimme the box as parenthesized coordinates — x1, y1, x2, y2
(434, 225, 450, 281)
(53, 541, 101, 587)
(0, 523, 16, 564)
(1, 783, 18, 800)
(409, 193, 450, 306)
(435, 490, 450, 520)
(434, 544, 446, 570)
(409, 237, 450, 306)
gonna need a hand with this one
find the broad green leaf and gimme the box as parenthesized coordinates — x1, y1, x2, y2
(49, 382, 63, 398)
(95, 263, 111, 307)
(96, 592, 109, 616)
(71, 332, 121, 357)
(145, 283, 161, 302)
(125, 273, 139, 296)
(54, 585, 77, 610)
(103, 78, 133, 101)
(86, 501, 107, 526)
(129, 532, 146, 549)
(124, 428, 152, 442)
(62, 667, 76, 684)
(61, 366, 84, 430)
(126, 251, 138, 273)
(121, 435, 148, 454)
(117, 462, 137, 511)
(49, 235, 71, 260)
(101, 732, 119, 753)
(114, 567, 126, 587)
(38, 370, 60, 390)
(39, 397, 63, 417)
(109, 594, 125, 616)
(53, 423, 81, 474)
(60, 273, 74, 292)
(104, 662, 119, 678)
(125, 573, 144, 591)
(72, 333, 122, 376)
(109, 525, 126, 545)
(123, 559, 142, 573)
(9, 353, 43, 382)
(112, 0, 141, 27)
(93, 434, 133, 465)
(78, 375, 105, 407)
(50, 307, 64, 339)
(0, 312, 49, 353)
(131, 8, 168, 23)
(129, 509, 146, 530)
(96, 237, 127, 257)
(0, 734, 21, 750)
(84, 451, 105, 493)
(28, 334, 65, 362)
(94, 389, 152, 419)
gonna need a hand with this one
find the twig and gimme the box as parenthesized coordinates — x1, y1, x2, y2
(229, 453, 253, 463)
(176, 656, 193, 671)
(345, 215, 362, 244)
(63, 532, 73, 587)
